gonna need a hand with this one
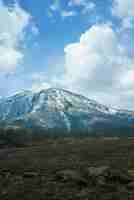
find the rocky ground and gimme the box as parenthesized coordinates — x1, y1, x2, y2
(0, 137, 134, 199)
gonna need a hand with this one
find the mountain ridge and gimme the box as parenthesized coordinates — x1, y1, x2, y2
(0, 88, 134, 134)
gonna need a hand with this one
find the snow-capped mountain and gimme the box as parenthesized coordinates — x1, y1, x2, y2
(0, 88, 134, 133)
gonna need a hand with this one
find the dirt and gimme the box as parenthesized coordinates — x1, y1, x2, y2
(0, 137, 134, 199)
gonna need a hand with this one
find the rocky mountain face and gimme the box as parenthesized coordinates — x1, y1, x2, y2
(0, 88, 134, 134)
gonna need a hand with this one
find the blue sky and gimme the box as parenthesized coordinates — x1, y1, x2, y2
(0, 0, 134, 109)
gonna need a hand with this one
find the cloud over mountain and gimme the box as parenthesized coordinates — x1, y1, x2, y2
(62, 23, 134, 108)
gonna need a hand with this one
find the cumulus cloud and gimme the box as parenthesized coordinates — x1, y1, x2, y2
(119, 67, 134, 89)
(61, 23, 134, 109)
(0, 1, 37, 73)
(112, 0, 134, 29)
(112, 0, 134, 18)
(0, 46, 23, 72)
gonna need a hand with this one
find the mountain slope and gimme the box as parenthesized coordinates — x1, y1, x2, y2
(0, 88, 134, 133)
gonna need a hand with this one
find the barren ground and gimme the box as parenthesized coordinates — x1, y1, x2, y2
(0, 137, 134, 199)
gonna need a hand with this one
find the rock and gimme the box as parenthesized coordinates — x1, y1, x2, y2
(86, 166, 131, 186)
(95, 176, 117, 192)
(56, 169, 87, 185)
(0, 170, 11, 179)
(127, 181, 134, 190)
(1, 169, 10, 173)
(1, 190, 8, 196)
(101, 192, 120, 200)
(76, 189, 91, 198)
(128, 170, 134, 178)
(0, 169, 11, 175)
(23, 172, 38, 178)
(13, 175, 23, 184)
(98, 181, 117, 191)
(87, 166, 110, 177)
(108, 169, 131, 184)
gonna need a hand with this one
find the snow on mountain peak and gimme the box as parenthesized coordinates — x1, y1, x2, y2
(0, 88, 133, 132)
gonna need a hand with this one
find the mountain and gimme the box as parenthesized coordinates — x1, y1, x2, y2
(0, 88, 134, 134)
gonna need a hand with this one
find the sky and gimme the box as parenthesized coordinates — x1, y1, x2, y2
(0, 0, 134, 109)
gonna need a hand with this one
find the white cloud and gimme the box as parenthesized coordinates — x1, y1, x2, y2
(0, 46, 23, 72)
(49, 0, 78, 19)
(50, 0, 60, 11)
(119, 67, 134, 89)
(64, 24, 121, 83)
(112, 0, 134, 29)
(69, 0, 88, 6)
(61, 23, 134, 109)
(31, 82, 51, 92)
(81, 2, 95, 14)
(0, 3, 30, 41)
(112, 0, 134, 18)
(31, 72, 47, 82)
(68, 0, 95, 14)
(0, 1, 37, 73)
(30, 72, 51, 92)
(49, 0, 93, 19)
(31, 25, 39, 36)
(61, 10, 78, 18)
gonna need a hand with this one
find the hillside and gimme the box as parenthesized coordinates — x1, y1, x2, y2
(0, 88, 134, 134)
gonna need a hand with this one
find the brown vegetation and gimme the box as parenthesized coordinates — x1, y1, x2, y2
(0, 136, 134, 199)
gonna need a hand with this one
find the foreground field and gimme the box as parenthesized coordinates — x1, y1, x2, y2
(0, 137, 134, 199)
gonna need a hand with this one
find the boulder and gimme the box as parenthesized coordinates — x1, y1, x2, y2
(87, 166, 110, 177)
(55, 169, 87, 185)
